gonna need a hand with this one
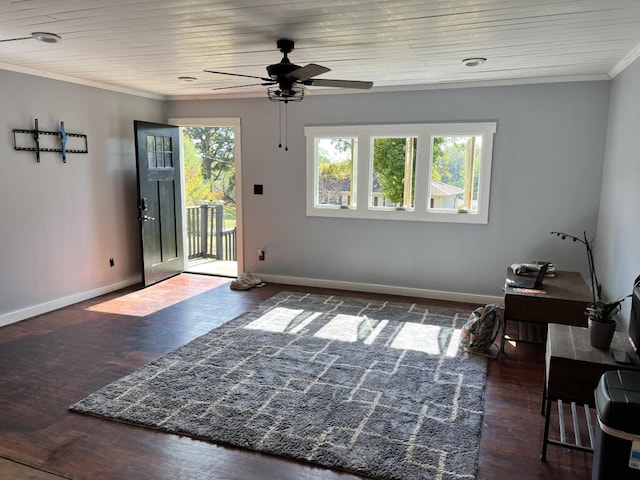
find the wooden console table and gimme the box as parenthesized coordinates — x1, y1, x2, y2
(541, 323, 640, 461)
(502, 270, 592, 350)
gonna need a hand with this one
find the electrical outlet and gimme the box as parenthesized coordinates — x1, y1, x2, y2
(258, 249, 265, 261)
(109, 258, 115, 267)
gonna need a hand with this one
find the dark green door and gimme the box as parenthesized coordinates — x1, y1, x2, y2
(134, 121, 184, 286)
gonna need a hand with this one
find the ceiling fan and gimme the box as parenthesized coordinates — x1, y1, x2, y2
(204, 39, 373, 102)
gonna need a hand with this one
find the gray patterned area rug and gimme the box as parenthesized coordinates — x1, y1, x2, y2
(70, 292, 487, 480)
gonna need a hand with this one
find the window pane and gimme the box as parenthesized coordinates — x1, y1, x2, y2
(146, 135, 156, 168)
(370, 137, 417, 210)
(315, 138, 356, 207)
(430, 135, 482, 213)
(146, 134, 174, 169)
(163, 136, 173, 168)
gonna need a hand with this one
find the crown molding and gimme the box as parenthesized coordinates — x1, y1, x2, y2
(609, 41, 640, 78)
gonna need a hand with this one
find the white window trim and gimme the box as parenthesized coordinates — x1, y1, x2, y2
(305, 122, 497, 224)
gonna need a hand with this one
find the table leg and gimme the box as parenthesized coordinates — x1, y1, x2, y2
(541, 372, 547, 415)
(540, 397, 552, 462)
(500, 318, 507, 353)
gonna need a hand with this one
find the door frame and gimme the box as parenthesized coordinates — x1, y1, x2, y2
(169, 117, 244, 276)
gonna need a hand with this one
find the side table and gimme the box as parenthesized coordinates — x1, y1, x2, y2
(503, 270, 591, 350)
(541, 323, 640, 461)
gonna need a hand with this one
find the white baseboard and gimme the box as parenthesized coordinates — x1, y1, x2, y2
(257, 274, 504, 306)
(1, 273, 503, 329)
(0, 276, 141, 328)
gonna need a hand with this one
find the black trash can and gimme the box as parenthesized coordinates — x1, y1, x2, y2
(593, 370, 640, 480)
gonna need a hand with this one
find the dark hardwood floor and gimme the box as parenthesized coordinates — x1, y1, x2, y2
(0, 274, 592, 479)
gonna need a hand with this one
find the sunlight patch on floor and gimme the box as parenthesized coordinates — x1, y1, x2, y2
(244, 307, 462, 356)
(86, 274, 230, 317)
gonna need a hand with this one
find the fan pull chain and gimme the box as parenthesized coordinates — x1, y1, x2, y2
(277, 101, 289, 151)
(278, 102, 283, 149)
(284, 102, 288, 151)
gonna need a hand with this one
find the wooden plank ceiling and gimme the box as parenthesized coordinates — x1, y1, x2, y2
(1, 0, 640, 100)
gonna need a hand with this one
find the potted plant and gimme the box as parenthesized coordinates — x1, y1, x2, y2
(585, 296, 629, 349)
(551, 231, 629, 349)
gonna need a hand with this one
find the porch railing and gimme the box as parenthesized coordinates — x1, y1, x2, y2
(186, 203, 237, 261)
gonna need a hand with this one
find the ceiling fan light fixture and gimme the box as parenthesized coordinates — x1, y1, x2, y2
(462, 57, 486, 67)
(178, 76, 197, 82)
(267, 85, 304, 102)
(32, 32, 62, 43)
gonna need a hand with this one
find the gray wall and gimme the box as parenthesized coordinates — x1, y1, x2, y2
(0, 70, 165, 324)
(0, 68, 617, 324)
(168, 81, 610, 299)
(596, 57, 640, 329)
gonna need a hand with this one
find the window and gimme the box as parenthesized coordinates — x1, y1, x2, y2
(314, 137, 357, 208)
(146, 134, 174, 169)
(370, 136, 417, 211)
(305, 122, 496, 223)
(429, 134, 482, 213)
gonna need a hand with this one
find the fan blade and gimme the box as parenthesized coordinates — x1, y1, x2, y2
(210, 82, 275, 91)
(287, 64, 330, 81)
(204, 70, 272, 82)
(305, 78, 373, 89)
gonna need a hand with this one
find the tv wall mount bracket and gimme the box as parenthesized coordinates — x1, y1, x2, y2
(13, 118, 88, 163)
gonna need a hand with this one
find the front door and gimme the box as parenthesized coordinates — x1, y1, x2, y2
(134, 120, 184, 286)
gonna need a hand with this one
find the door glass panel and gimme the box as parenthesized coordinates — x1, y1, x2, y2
(163, 136, 173, 168)
(146, 135, 156, 168)
(146, 134, 175, 169)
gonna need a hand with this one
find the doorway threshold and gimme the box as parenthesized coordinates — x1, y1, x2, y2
(186, 259, 237, 278)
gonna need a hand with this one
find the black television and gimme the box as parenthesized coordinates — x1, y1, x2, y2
(628, 275, 640, 355)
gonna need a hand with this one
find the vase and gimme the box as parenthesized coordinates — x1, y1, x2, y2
(588, 319, 616, 350)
